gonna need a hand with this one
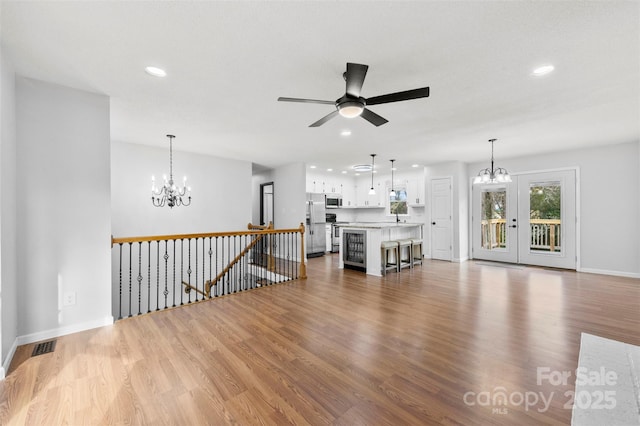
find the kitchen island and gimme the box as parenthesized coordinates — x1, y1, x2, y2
(338, 222, 423, 276)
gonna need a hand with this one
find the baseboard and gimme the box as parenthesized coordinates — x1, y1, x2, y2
(578, 268, 640, 279)
(16, 316, 114, 346)
(1, 338, 19, 380)
(453, 257, 469, 263)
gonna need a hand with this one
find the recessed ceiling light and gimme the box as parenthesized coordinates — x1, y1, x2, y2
(355, 173, 360, 176)
(341, 130, 352, 136)
(327, 168, 333, 172)
(532, 64, 554, 76)
(411, 164, 419, 168)
(145, 66, 167, 77)
(341, 170, 347, 174)
(309, 165, 316, 169)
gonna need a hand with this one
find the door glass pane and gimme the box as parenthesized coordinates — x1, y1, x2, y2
(529, 182, 561, 253)
(480, 188, 506, 250)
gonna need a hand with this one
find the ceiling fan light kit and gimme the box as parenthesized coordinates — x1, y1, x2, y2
(278, 62, 430, 127)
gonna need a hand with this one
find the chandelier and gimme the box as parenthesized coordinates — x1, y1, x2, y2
(151, 134, 191, 208)
(473, 138, 511, 184)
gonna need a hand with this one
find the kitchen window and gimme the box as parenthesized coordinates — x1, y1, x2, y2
(389, 186, 408, 215)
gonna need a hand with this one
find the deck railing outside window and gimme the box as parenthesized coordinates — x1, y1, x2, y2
(480, 219, 561, 252)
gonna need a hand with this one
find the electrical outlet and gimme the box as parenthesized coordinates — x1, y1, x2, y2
(63, 291, 76, 306)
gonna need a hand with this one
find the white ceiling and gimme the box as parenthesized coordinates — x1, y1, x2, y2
(2, 1, 639, 174)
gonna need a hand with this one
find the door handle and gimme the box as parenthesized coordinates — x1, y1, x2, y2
(510, 225, 517, 228)
(431, 222, 436, 225)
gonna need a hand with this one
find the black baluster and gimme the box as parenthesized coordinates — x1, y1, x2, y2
(156, 241, 160, 311)
(163, 240, 169, 309)
(137, 242, 142, 316)
(128, 242, 132, 317)
(187, 238, 192, 303)
(195, 238, 199, 302)
(147, 242, 151, 313)
(118, 243, 123, 320)
(172, 239, 176, 307)
(208, 237, 213, 298)
(233, 235, 236, 293)
(214, 237, 219, 297)
(180, 239, 184, 306)
(202, 237, 205, 298)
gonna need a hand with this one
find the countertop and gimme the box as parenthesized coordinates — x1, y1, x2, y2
(339, 222, 423, 229)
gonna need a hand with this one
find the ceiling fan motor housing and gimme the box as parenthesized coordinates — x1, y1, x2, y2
(336, 95, 366, 118)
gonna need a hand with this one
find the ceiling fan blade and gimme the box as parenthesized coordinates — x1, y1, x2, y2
(366, 87, 430, 106)
(360, 108, 388, 127)
(345, 63, 369, 98)
(278, 97, 335, 105)
(309, 110, 339, 127)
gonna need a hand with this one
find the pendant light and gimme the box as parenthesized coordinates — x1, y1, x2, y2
(368, 154, 376, 195)
(390, 159, 396, 197)
(473, 138, 511, 184)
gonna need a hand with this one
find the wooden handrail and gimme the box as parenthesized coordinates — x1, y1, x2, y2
(203, 232, 268, 296)
(247, 221, 274, 230)
(112, 223, 302, 246)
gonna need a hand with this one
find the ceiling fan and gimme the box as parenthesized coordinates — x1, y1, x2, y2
(278, 62, 430, 127)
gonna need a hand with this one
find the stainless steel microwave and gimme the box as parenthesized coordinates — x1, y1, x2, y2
(325, 194, 342, 209)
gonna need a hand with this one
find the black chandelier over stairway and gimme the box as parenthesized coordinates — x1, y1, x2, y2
(151, 134, 191, 208)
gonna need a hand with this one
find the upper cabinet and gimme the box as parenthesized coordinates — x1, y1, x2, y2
(342, 183, 356, 207)
(407, 178, 425, 206)
(306, 173, 343, 194)
(355, 181, 385, 208)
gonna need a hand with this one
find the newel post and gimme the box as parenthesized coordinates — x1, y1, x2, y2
(299, 222, 307, 279)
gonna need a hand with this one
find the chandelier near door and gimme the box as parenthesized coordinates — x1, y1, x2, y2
(473, 138, 511, 184)
(151, 134, 191, 208)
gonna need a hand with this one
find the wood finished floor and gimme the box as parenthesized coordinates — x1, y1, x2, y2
(1, 256, 639, 425)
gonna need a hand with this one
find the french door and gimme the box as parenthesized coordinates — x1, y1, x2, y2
(472, 170, 576, 269)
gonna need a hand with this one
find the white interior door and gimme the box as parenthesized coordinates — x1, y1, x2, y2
(472, 180, 518, 263)
(430, 177, 452, 261)
(517, 170, 576, 269)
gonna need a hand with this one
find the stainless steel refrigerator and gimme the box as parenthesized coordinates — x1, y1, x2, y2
(306, 193, 326, 257)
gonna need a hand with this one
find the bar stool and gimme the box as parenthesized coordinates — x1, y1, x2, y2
(397, 239, 413, 270)
(411, 239, 423, 266)
(381, 241, 399, 275)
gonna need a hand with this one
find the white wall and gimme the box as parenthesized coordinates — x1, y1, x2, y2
(16, 78, 112, 339)
(111, 141, 252, 237)
(253, 163, 305, 230)
(1, 46, 18, 376)
(267, 162, 306, 230)
(467, 141, 640, 277)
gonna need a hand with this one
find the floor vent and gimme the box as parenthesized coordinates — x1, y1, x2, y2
(32, 340, 57, 357)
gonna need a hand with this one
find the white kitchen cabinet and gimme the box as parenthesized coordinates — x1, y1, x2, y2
(407, 178, 425, 206)
(342, 183, 357, 207)
(306, 179, 317, 193)
(356, 182, 385, 207)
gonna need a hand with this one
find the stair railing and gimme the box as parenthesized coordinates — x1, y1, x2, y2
(111, 222, 306, 320)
